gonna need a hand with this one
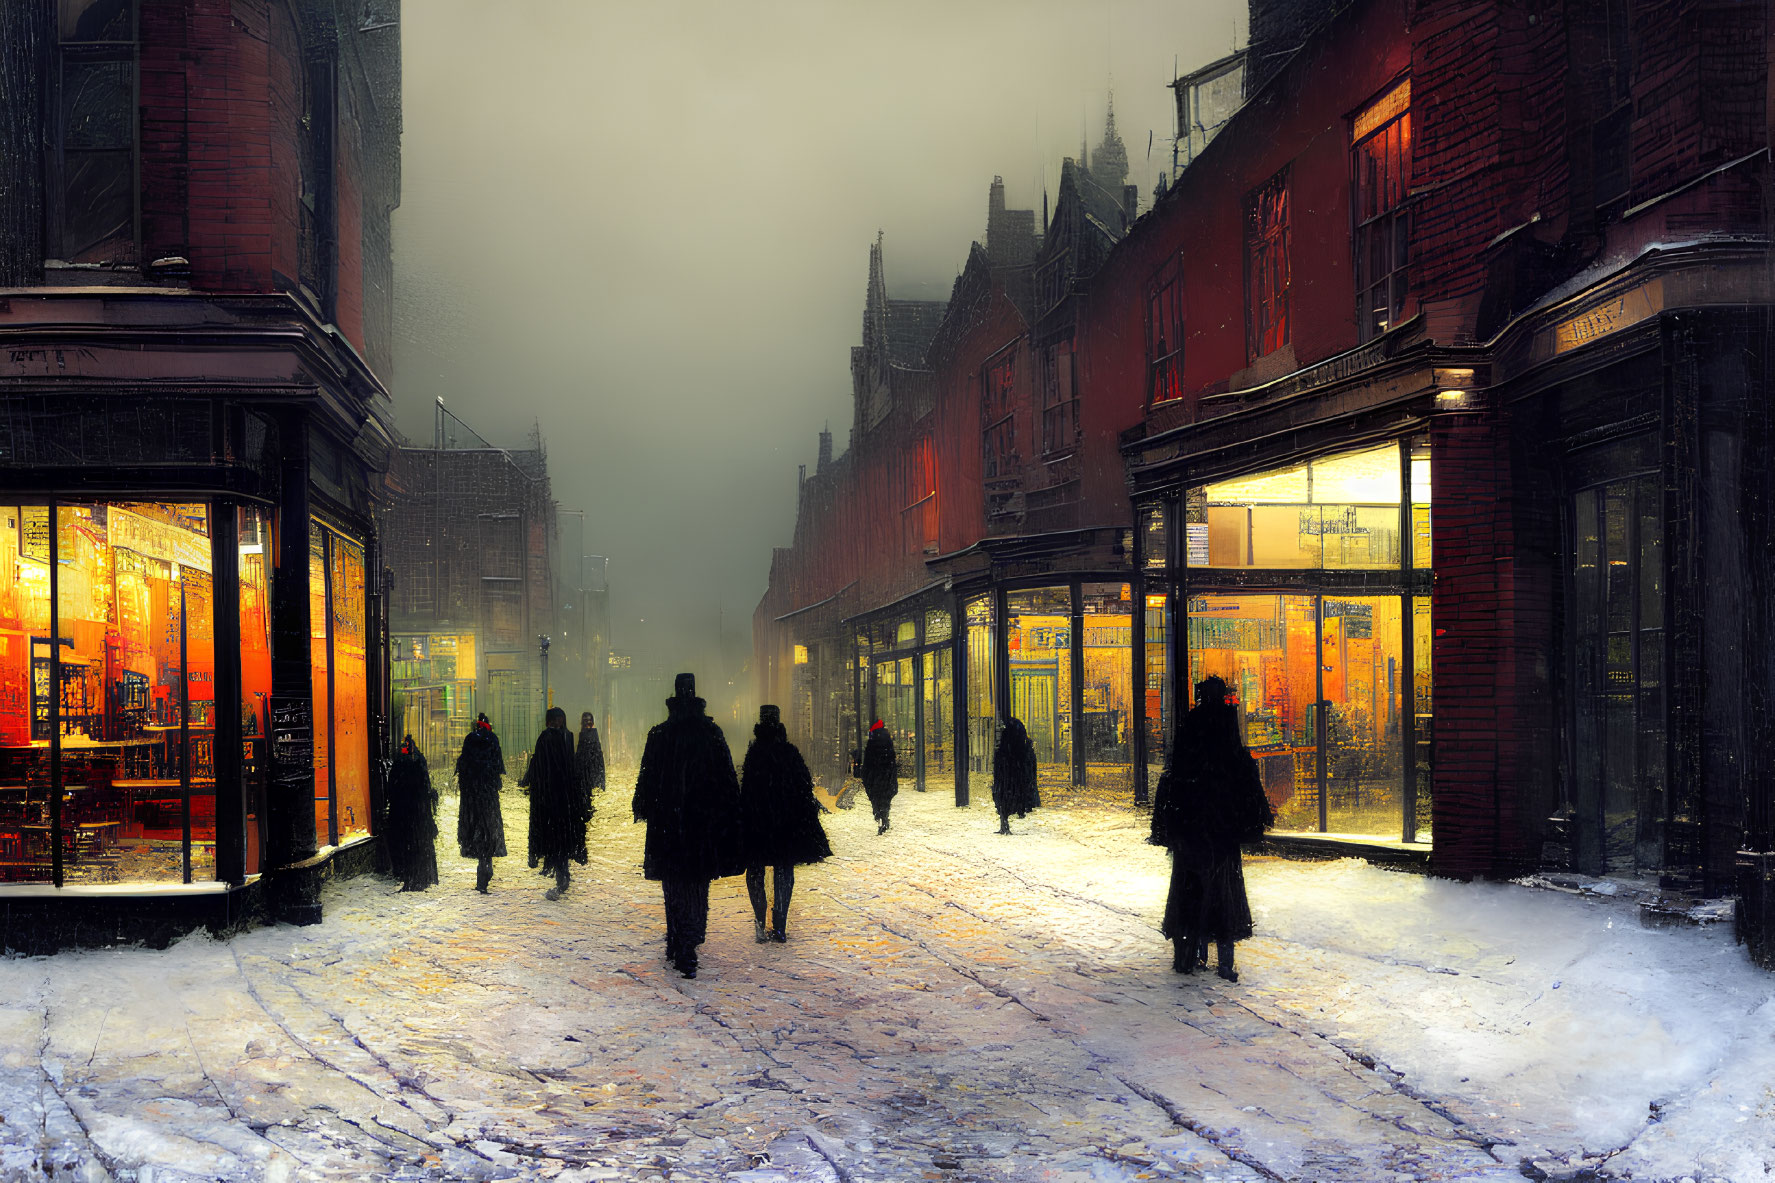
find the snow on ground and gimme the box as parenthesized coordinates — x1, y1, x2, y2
(0, 771, 1771, 1182)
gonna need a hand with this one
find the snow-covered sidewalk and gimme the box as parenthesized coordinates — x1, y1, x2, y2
(1, 775, 1770, 1182)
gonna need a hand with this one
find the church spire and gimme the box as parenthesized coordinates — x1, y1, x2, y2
(1091, 91, 1129, 191)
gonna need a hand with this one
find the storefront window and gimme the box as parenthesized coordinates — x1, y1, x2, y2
(1144, 587, 1173, 794)
(896, 619, 916, 648)
(0, 507, 53, 882)
(1081, 583, 1133, 792)
(239, 507, 272, 876)
(1188, 592, 1405, 839)
(1411, 439, 1431, 569)
(309, 523, 331, 844)
(331, 535, 369, 841)
(1008, 587, 1072, 787)
(1187, 442, 1403, 570)
(965, 596, 995, 775)
(1412, 595, 1432, 841)
(54, 503, 215, 884)
(923, 648, 953, 778)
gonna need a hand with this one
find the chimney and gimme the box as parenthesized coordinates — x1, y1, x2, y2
(817, 427, 833, 472)
(798, 464, 807, 499)
(1123, 183, 1139, 226)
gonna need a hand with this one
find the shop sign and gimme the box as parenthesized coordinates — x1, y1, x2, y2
(109, 506, 212, 573)
(1552, 279, 1664, 356)
(20, 507, 49, 562)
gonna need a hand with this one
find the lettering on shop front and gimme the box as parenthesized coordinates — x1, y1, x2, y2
(270, 698, 313, 773)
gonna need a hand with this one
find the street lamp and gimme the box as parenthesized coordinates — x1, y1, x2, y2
(539, 634, 552, 711)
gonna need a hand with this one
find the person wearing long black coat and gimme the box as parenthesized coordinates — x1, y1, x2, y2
(385, 735, 440, 892)
(738, 704, 831, 943)
(456, 713, 508, 893)
(991, 717, 1040, 835)
(522, 706, 589, 900)
(1149, 675, 1275, 981)
(860, 720, 898, 835)
(576, 711, 606, 810)
(632, 673, 744, 978)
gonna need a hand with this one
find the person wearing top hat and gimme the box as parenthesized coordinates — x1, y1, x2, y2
(521, 706, 589, 900)
(385, 734, 440, 891)
(632, 673, 744, 978)
(1149, 675, 1275, 982)
(991, 717, 1041, 835)
(860, 719, 898, 835)
(738, 704, 832, 943)
(456, 713, 508, 893)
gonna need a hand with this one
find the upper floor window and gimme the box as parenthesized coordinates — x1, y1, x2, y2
(1245, 169, 1290, 360)
(1147, 255, 1184, 405)
(52, 0, 138, 266)
(982, 352, 1017, 480)
(1352, 78, 1411, 341)
(1040, 337, 1079, 454)
(903, 436, 937, 555)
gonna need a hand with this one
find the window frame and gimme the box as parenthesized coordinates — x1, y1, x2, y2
(1244, 168, 1291, 361)
(1350, 77, 1412, 343)
(1146, 254, 1185, 407)
(981, 352, 1017, 481)
(50, 0, 140, 267)
(1040, 336, 1080, 456)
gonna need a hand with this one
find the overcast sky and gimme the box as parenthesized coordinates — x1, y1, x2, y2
(391, 0, 1246, 679)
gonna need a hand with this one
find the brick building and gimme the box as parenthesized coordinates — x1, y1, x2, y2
(0, 0, 402, 947)
(758, 0, 1775, 964)
(380, 403, 562, 766)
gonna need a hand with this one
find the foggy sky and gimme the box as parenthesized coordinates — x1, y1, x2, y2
(391, 0, 1246, 685)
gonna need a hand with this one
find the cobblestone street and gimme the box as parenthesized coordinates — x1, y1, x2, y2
(2, 774, 1768, 1182)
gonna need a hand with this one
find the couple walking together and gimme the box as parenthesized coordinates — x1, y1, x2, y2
(633, 673, 830, 979)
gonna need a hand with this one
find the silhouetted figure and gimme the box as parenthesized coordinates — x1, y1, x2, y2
(1150, 676, 1275, 982)
(632, 673, 743, 979)
(577, 711, 606, 808)
(385, 735, 439, 892)
(522, 706, 588, 900)
(739, 704, 831, 943)
(991, 717, 1040, 835)
(456, 714, 508, 893)
(861, 720, 898, 834)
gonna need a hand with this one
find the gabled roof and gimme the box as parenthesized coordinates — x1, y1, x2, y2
(883, 299, 948, 368)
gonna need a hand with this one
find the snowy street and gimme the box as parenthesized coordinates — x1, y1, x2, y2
(2, 775, 1771, 1183)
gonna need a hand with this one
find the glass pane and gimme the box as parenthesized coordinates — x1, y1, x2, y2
(62, 62, 133, 149)
(0, 507, 54, 883)
(331, 534, 369, 841)
(1250, 504, 1322, 568)
(1141, 502, 1170, 570)
(61, 149, 134, 264)
(1143, 588, 1173, 796)
(61, 0, 132, 40)
(58, 503, 212, 884)
(922, 648, 953, 778)
(965, 596, 995, 776)
(896, 619, 916, 648)
(309, 524, 331, 845)
(1604, 483, 1633, 634)
(1188, 593, 1317, 830)
(1411, 442, 1432, 569)
(239, 507, 272, 877)
(1203, 464, 1308, 505)
(1008, 587, 1072, 788)
(1603, 693, 1636, 873)
(924, 608, 952, 645)
(1637, 475, 1662, 625)
(1322, 597, 1405, 837)
(1310, 443, 1402, 503)
(1412, 596, 1432, 841)
(1080, 583, 1133, 792)
(1319, 504, 1402, 569)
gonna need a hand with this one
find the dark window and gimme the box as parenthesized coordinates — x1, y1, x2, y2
(53, 0, 137, 266)
(1352, 78, 1411, 342)
(1146, 256, 1184, 405)
(1245, 169, 1290, 359)
(982, 354, 1016, 480)
(1041, 337, 1079, 453)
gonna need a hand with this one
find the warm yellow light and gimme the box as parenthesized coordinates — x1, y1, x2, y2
(1145, 594, 1167, 608)
(793, 644, 809, 665)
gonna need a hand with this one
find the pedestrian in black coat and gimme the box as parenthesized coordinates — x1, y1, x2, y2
(456, 713, 508, 893)
(522, 706, 589, 900)
(860, 720, 898, 835)
(739, 704, 831, 943)
(1149, 676, 1275, 981)
(991, 717, 1041, 835)
(385, 735, 440, 892)
(632, 673, 744, 978)
(577, 711, 606, 809)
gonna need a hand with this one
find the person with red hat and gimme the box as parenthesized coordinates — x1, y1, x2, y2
(455, 713, 508, 893)
(860, 718, 898, 835)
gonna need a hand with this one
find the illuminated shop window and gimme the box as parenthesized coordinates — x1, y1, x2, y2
(1185, 441, 1410, 570)
(310, 520, 370, 847)
(965, 596, 995, 775)
(1081, 583, 1134, 792)
(1008, 587, 1072, 785)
